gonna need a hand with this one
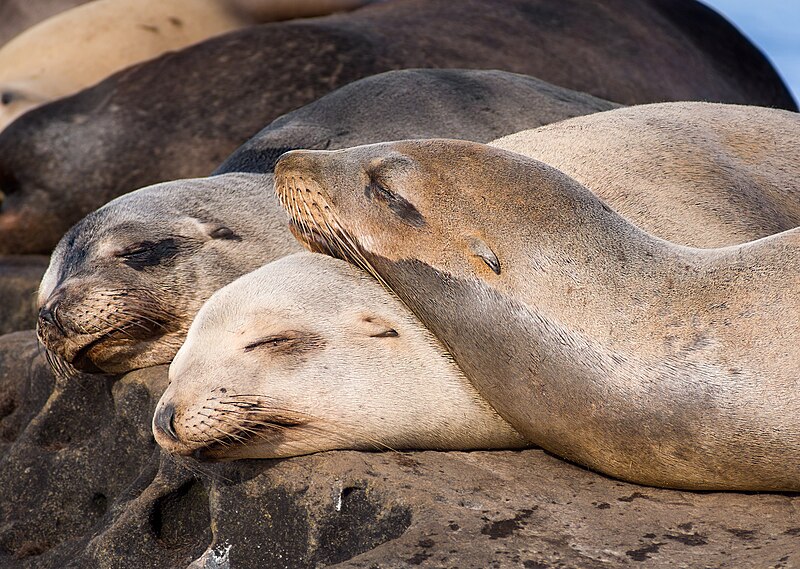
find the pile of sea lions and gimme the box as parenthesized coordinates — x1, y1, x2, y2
(0, 0, 796, 493)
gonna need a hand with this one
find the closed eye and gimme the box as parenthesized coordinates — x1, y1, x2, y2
(243, 331, 327, 355)
(115, 238, 180, 270)
(244, 336, 292, 352)
(364, 177, 426, 228)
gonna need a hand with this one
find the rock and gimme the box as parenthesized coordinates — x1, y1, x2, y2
(0, 331, 54, 452)
(0, 331, 797, 568)
(0, 256, 49, 335)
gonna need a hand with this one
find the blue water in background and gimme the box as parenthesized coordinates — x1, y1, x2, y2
(703, 0, 800, 104)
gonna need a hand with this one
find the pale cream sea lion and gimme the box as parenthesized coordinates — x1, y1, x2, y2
(0, 0, 376, 130)
(153, 252, 528, 459)
(490, 102, 800, 247)
(274, 139, 800, 491)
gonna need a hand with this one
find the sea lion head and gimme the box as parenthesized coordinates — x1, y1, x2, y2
(37, 173, 298, 375)
(153, 252, 527, 460)
(273, 139, 589, 286)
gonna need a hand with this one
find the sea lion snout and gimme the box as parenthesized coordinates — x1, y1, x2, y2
(153, 402, 178, 443)
(36, 292, 67, 345)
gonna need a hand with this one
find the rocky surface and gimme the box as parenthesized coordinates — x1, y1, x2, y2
(0, 256, 49, 335)
(0, 330, 797, 568)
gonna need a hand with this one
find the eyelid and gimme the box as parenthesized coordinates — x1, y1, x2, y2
(115, 242, 152, 257)
(244, 336, 290, 352)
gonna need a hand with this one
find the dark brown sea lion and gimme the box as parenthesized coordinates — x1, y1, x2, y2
(0, 0, 794, 254)
(274, 139, 800, 491)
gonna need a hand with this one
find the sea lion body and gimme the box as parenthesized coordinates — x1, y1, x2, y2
(491, 102, 800, 247)
(153, 253, 527, 459)
(216, 68, 619, 174)
(37, 173, 301, 374)
(0, 0, 378, 131)
(274, 140, 800, 491)
(1, 0, 795, 254)
(37, 69, 616, 373)
(0, 0, 251, 131)
(0, 0, 89, 47)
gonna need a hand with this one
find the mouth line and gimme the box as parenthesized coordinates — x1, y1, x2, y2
(190, 415, 306, 460)
(65, 321, 170, 371)
(288, 219, 345, 258)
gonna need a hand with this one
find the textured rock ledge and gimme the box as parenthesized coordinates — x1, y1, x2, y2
(0, 256, 49, 335)
(0, 331, 797, 568)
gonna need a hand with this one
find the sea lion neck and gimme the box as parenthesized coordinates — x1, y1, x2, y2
(468, 164, 700, 342)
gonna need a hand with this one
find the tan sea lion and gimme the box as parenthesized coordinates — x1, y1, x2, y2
(37, 173, 302, 375)
(490, 102, 800, 248)
(0, 0, 89, 48)
(153, 252, 528, 459)
(0, 0, 250, 131)
(274, 139, 800, 491)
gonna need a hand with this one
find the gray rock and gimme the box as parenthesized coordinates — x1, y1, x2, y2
(0, 256, 49, 334)
(1, 331, 797, 568)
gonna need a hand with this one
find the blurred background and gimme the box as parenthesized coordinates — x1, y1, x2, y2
(704, 0, 799, 101)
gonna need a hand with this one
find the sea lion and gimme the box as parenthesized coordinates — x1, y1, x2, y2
(36, 71, 613, 375)
(274, 139, 800, 491)
(1, 0, 795, 254)
(153, 252, 528, 459)
(227, 0, 379, 22)
(0, 0, 249, 132)
(215, 68, 619, 174)
(0, 0, 89, 48)
(0, 0, 378, 132)
(489, 102, 800, 248)
(37, 173, 302, 375)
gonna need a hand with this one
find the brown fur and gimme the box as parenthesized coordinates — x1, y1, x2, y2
(273, 139, 800, 491)
(0, 0, 795, 255)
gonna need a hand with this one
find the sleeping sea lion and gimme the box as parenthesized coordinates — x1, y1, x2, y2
(153, 252, 528, 459)
(274, 139, 800, 491)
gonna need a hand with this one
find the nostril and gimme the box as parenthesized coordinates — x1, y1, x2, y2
(38, 302, 66, 334)
(154, 404, 179, 442)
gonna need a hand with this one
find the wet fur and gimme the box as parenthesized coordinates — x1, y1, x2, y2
(38, 173, 301, 374)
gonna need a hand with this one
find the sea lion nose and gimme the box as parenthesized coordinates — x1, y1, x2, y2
(38, 301, 65, 334)
(154, 404, 179, 442)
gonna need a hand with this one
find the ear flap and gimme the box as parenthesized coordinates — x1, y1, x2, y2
(208, 226, 240, 240)
(358, 314, 399, 338)
(192, 218, 242, 241)
(469, 237, 501, 275)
